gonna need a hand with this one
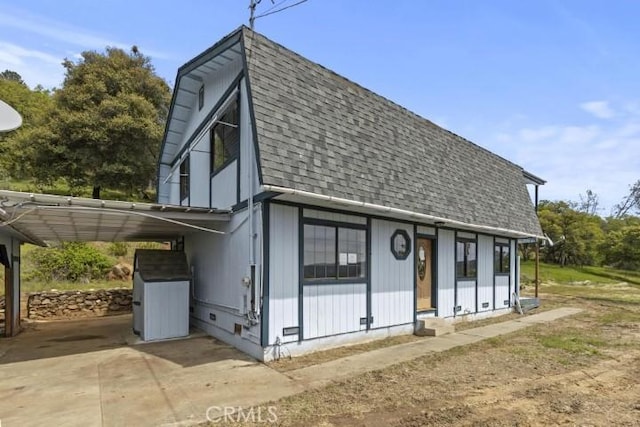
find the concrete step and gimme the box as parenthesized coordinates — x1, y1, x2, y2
(414, 318, 455, 337)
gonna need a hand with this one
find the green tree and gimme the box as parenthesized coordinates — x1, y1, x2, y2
(538, 201, 604, 266)
(0, 69, 25, 85)
(31, 47, 171, 198)
(0, 76, 54, 178)
(600, 216, 640, 270)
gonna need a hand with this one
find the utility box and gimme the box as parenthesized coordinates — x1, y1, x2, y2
(132, 249, 191, 341)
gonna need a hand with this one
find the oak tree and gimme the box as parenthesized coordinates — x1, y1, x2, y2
(34, 47, 171, 198)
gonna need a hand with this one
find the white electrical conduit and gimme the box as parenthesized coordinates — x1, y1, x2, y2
(0, 205, 226, 235)
(163, 88, 239, 185)
(260, 185, 544, 240)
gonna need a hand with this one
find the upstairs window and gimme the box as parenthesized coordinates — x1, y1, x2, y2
(494, 243, 510, 274)
(456, 238, 477, 279)
(210, 98, 239, 175)
(303, 222, 367, 282)
(179, 156, 189, 202)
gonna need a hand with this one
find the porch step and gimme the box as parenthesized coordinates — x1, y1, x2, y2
(414, 318, 455, 337)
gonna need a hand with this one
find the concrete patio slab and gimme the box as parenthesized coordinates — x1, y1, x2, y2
(0, 315, 301, 427)
(0, 307, 583, 426)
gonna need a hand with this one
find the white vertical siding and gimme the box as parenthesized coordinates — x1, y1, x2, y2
(210, 160, 238, 209)
(457, 280, 476, 314)
(417, 225, 436, 236)
(157, 163, 172, 204)
(187, 208, 256, 309)
(186, 204, 262, 347)
(495, 275, 510, 308)
(268, 204, 299, 344)
(477, 235, 494, 312)
(178, 58, 243, 155)
(303, 209, 367, 225)
(370, 219, 414, 328)
(303, 283, 367, 339)
(189, 145, 210, 207)
(458, 231, 476, 240)
(437, 229, 455, 318)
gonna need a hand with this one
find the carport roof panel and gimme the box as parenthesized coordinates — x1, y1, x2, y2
(0, 190, 230, 245)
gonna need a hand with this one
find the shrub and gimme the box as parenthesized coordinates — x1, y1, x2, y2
(135, 241, 166, 250)
(30, 242, 113, 283)
(108, 242, 129, 257)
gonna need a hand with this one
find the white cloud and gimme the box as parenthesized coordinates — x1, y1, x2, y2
(0, 5, 173, 88)
(519, 126, 558, 143)
(0, 41, 64, 88)
(0, 6, 171, 59)
(485, 101, 640, 214)
(0, 41, 61, 65)
(580, 100, 615, 119)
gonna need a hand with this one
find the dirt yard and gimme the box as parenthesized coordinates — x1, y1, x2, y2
(215, 284, 640, 426)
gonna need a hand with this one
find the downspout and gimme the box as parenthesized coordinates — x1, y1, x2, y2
(247, 93, 257, 324)
(534, 185, 540, 298)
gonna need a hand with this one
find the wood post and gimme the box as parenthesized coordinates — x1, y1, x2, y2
(4, 265, 13, 337)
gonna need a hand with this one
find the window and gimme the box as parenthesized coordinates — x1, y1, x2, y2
(390, 229, 411, 260)
(198, 85, 204, 110)
(494, 243, 510, 274)
(179, 156, 189, 202)
(303, 223, 367, 282)
(456, 239, 477, 278)
(210, 98, 239, 174)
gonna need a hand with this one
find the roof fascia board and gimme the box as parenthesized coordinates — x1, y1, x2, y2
(0, 190, 230, 215)
(239, 28, 264, 185)
(178, 27, 244, 76)
(522, 169, 547, 186)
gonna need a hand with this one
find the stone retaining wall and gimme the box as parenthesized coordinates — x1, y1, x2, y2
(27, 288, 132, 320)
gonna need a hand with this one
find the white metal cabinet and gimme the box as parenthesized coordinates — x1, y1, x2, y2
(133, 250, 191, 341)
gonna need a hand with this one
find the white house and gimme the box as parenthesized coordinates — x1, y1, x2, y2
(154, 26, 545, 360)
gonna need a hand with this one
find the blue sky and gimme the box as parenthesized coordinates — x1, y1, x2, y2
(1, 0, 638, 214)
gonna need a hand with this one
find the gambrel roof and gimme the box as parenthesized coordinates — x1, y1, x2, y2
(160, 26, 543, 237)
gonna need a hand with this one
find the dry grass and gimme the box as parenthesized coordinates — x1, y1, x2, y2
(213, 281, 640, 426)
(268, 334, 421, 372)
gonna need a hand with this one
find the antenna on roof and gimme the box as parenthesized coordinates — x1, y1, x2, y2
(249, 0, 309, 29)
(249, 0, 271, 30)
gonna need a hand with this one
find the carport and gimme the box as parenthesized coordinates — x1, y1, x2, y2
(0, 189, 230, 338)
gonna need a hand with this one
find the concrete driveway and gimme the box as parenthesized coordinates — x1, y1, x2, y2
(0, 308, 583, 426)
(0, 315, 301, 427)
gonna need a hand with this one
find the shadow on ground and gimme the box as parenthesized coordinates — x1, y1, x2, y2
(0, 314, 251, 367)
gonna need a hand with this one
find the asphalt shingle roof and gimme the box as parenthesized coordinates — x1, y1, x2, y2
(242, 28, 542, 237)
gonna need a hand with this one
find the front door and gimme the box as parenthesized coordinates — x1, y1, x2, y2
(416, 238, 433, 311)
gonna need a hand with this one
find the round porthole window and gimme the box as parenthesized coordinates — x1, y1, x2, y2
(391, 229, 411, 260)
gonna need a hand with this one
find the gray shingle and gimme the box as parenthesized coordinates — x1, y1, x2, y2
(242, 28, 542, 236)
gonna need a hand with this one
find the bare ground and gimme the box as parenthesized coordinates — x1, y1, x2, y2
(216, 289, 640, 426)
